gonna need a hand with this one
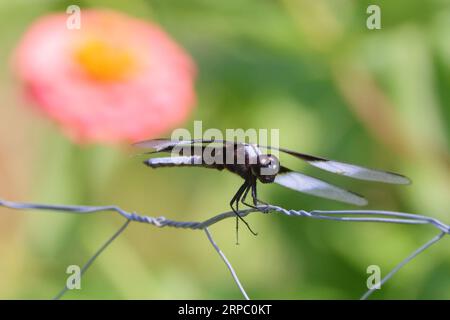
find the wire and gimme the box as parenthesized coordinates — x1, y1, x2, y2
(0, 198, 448, 299)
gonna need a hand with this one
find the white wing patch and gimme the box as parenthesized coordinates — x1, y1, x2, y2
(275, 171, 368, 206)
(145, 156, 203, 167)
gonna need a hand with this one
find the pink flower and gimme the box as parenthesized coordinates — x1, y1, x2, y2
(13, 9, 196, 143)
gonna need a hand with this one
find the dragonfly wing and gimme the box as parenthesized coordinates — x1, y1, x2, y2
(133, 138, 237, 153)
(133, 139, 195, 153)
(306, 160, 411, 184)
(263, 147, 410, 185)
(274, 167, 368, 206)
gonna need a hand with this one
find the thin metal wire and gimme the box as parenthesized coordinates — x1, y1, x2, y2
(0, 198, 448, 299)
(204, 228, 250, 300)
(53, 219, 131, 300)
(360, 231, 446, 300)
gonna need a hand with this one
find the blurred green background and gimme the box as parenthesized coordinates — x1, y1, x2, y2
(0, 0, 449, 299)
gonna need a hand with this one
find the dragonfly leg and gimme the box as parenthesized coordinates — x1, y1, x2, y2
(251, 181, 270, 213)
(241, 177, 260, 210)
(230, 181, 258, 237)
(229, 181, 247, 213)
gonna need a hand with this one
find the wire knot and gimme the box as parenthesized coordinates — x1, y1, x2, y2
(295, 210, 312, 217)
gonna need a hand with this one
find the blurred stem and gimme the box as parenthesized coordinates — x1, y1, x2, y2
(330, 60, 412, 155)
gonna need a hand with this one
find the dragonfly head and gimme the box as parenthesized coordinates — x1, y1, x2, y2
(253, 154, 280, 183)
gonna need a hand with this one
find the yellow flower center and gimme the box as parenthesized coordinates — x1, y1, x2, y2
(75, 39, 136, 81)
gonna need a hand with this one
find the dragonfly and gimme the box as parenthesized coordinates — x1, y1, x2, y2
(134, 139, 410, 235)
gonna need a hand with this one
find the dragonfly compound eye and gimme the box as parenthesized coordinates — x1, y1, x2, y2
(257, 155, 280, 182)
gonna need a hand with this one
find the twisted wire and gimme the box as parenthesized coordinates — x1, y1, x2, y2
(0, 198, 448, 300)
